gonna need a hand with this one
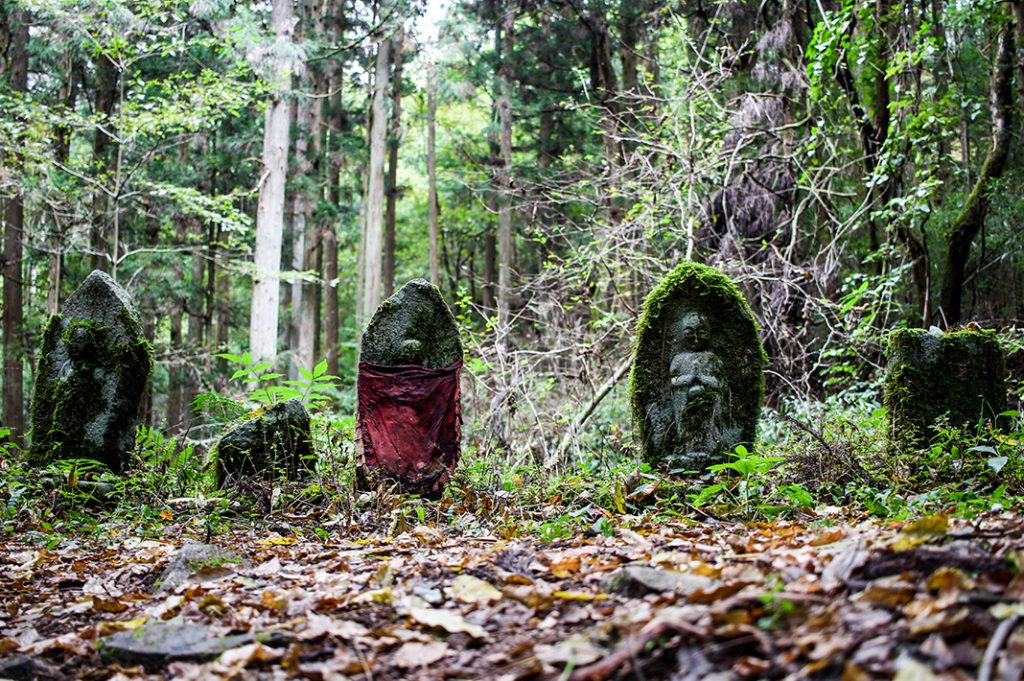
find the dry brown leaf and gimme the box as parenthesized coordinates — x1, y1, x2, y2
(549, 555, 582, 579)
(406, 605, 487, 638)
(91, 595, 129, 614)
(392, 640, 449, 668)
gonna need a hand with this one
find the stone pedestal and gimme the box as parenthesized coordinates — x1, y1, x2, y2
(885, 328, 1006, 452)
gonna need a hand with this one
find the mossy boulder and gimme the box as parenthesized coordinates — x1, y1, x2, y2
(28, 270, 153, 472)
(884, 328, 1006, 453)
(630, 263, 765, 471)
(361, 279, 462, 368)
(214, 399, 313, 486)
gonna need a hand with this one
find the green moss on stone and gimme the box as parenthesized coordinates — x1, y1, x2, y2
(629, 262, 766, 468)
(884, 327, 1006, 453)
(28, 271, 153, 473)
(214, 399, 314, 486)
(361, 279, 462, 368)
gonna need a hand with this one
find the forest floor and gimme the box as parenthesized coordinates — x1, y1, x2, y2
(2, 504, 1024, 680)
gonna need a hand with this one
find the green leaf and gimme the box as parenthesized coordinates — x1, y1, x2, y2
(258, 372, 284, 382)
(987, 456, 1008, 474)
(298, 367, 314, 382)
(313, 360, 328, 378)
(690, 483, 726, 507)
(216, 352, 245, 365)
(230, 369, 249, 380)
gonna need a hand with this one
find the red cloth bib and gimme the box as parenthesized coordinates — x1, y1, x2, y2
(356, 360, 463, 495)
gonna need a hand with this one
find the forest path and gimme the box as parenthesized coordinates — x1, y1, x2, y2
(2, 511, 1022, 680)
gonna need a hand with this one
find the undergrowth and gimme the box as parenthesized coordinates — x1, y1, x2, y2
(3, 378, 1023, 548)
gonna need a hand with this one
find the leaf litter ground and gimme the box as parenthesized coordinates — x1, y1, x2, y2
(2, 509, 1024, 680)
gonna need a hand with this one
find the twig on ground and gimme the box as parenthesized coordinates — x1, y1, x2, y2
(979, 613, 1021, 681)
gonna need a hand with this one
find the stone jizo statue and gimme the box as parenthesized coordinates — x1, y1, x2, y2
(630, 263, 764, 471)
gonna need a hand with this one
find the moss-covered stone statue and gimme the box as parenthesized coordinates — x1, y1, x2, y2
(884, 328, 1006, 452)
(630, 263, 765, 471)
(29, 270, 153, 472)
(357, 279, 464, 496)
(213, 399, 313, 486)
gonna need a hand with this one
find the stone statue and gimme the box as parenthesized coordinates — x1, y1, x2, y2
(29, 270, 153, 472)
(357, 279, 464, 496)
(630, 263, 764, 471)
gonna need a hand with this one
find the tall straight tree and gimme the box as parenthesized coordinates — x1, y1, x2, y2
(249, 0, 294, 363)
(427, 67, 440, 288)
(290, 0, 323, 376)
(323, 0, 347, 376)
(495, 7, 515, 354)
(382, 27, 405, 297)
(1, 1, 28, 442)
(360, 32, 391, 325)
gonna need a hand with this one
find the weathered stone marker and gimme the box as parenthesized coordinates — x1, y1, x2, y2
(29, 270, 153, 472)
(630, 262, 764, 471)
(357, 279, 463, 496)
(214, 398, 313, 485)
(885, 328, 1006, 452)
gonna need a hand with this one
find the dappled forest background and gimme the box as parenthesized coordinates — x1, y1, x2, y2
(1, 0, 1023, 462)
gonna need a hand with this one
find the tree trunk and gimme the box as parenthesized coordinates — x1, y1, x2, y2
(496, 8, 515, 352)
(427, 71, 440, 288)
(90, 55, 118, 273)
(287, 0, 322, 377)
(360, 35, 390, 325)
(49, 53, 81, 313)
(323, 1, 347, 376)
(938, 23, 1014, 326)
(249, 0, 294, 363)
(383, 28, 404, 297)
(166, 206, 188, 434)
(290, 100, 312, 375)
(1, 3, 28, 442)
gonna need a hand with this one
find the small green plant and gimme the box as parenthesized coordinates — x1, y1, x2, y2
(214, 352, 339, 408)
(689, 445, 817, 518)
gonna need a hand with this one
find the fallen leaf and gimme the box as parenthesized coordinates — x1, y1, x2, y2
(549, 555, 582, 579)
(853, 576, 916, 609)
(811, 528, 846, 546)
(91, 596, 129, 614)
(893, 655, 937, 680)
(256, 535, 298, 546)
(353, 587, 394, 605)
(406, 605, 487, 639)
(449, 574, 502, 604)
(218, 642, 281, 667)
(892, 515, 948, 551)
(535, 634, 604, 667)
(393, 641, 449, 668)
(553, 590, 606, 601)
(159, 509, 174, 521)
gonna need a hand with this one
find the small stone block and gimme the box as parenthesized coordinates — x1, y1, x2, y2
(884, 328, 1006, 452)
